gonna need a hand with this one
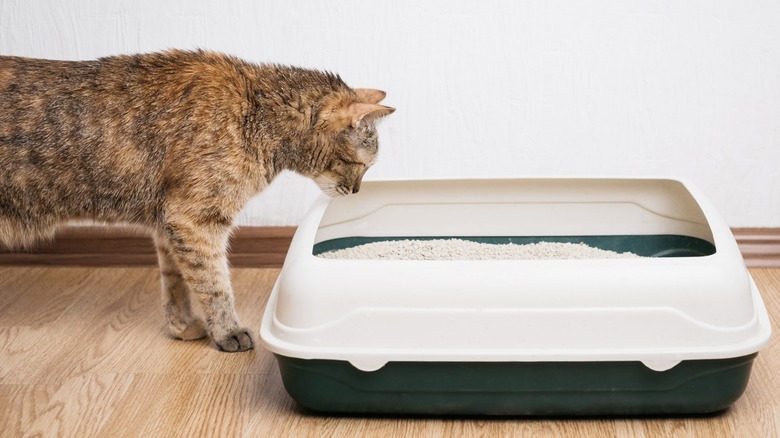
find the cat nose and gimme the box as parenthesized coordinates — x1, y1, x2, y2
(351, 186, 360, 194)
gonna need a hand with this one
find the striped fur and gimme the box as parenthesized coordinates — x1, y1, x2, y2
(0, 50, 394, 351)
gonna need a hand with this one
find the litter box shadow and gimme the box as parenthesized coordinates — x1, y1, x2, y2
(289, 403, 731, 421)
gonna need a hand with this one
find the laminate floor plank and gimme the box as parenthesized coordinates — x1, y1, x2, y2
(0, 267, 778, 437)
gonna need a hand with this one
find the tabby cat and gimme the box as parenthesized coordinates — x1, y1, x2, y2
(0, 50, 394, 352)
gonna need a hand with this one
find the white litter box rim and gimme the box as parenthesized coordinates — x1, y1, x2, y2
(260, 177, 772, 372)
(261, 278, 770, 372)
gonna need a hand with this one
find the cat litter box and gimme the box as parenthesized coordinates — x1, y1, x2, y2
(260, 178, 771, 416)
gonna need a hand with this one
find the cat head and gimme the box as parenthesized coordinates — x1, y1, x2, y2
(310, 88, 394, 197)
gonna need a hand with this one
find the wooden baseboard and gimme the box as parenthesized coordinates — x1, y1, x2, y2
(732, 228, 780, 268)
(0, 226, 296, 268)
(1, 226, 778, 268)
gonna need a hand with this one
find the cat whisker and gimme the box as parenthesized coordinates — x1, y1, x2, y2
(321, 187, 341, 199)
(315, 173, 338, 185)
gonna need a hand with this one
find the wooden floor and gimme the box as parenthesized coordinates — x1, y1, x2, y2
(0, 267, 778, 437)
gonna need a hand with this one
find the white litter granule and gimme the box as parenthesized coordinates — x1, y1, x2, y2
(318, 239, 641, 261)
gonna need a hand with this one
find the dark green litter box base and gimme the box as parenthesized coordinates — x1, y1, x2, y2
(275, 354, 756, 416)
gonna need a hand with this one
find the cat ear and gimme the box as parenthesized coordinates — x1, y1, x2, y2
(354, 88, 387, 104)
(348, 102, 395, 128)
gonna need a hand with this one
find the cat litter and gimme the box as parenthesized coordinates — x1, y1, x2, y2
(317, 239, 640, 260)
(261, 178, 770, 416)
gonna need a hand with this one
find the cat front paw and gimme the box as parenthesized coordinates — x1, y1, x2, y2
(215, 327, 255, 352)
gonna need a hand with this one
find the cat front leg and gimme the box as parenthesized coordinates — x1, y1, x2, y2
(160, 220, 254, 352)
(153, 233, 209, 341)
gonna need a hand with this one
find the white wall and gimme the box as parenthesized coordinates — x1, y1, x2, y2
(2, 0, 778, 227)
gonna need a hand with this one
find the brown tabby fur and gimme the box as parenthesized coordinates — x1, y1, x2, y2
(0, 49, 394, 352)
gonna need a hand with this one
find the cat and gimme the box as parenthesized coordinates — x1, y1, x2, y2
(0, 49, 394, 352)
